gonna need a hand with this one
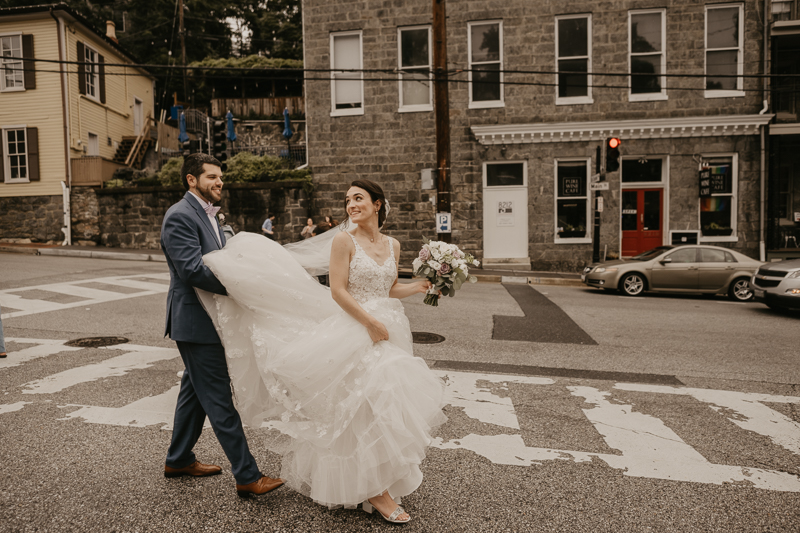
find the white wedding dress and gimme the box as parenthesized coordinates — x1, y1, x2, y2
(196, 231, 447, 508)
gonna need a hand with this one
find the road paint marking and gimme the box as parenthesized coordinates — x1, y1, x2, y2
(0, 273, 170, 319)
(0, 401, 31, 414)
(22, 345, 178, 394)
(0, 338, 82, 370)
(439, 371, 554, 429)
(615, 383, 800, 455)
(8, 339, 800, 492)
(433, 372, 800, 492)
(60, 383, 209, 430)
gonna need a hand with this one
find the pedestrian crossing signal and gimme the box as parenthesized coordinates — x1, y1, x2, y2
(606, 137, 621, 173)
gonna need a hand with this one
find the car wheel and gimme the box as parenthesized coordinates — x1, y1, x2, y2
(728, 277, 753, 302)
(619, 273, 646, 296)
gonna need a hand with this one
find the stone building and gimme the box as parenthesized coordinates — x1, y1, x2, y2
(301, 0, 777, 271)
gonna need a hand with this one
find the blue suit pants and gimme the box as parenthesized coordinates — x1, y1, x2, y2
(166, 341, 261, 485)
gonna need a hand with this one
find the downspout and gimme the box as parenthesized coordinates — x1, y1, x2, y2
(52, 8, 72, 245)
(758, 0, 770, 262)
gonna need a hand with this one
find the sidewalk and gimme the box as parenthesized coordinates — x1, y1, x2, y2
(0, 243, 583, 286)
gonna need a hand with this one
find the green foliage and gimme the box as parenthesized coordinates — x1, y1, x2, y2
(158, 157, 184, 187)
(105, 167, 160, 189)
(189, 55, 302, 71)
(223, 153, 312, 188)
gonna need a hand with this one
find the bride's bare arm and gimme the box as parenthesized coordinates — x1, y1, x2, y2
(388, 238, 434, 299)
(329, 232, 390, 342)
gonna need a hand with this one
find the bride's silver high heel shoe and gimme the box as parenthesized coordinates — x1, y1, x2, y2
(362, 496, 411, 524)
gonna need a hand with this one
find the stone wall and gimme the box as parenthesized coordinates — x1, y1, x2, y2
(302, 0, 767, 271)
(73, 182, 310, 249)
(0, 195, 64, 244)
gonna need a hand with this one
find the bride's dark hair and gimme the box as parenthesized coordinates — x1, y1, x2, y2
(346, 180, 387, 228)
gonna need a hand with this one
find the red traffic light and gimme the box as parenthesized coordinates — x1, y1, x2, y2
(608, 137, 621, 149)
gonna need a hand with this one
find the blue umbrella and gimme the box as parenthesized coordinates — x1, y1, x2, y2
(282, 107, 293, 141)
(226, 110, 237, 142)
(178, 112, 189, 143)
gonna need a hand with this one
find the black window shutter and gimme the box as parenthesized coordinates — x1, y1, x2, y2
(22, 34, 35, 90)
(77, 41, 86, 95)
(26, 128, 40, 181)
(0, 131, 5, 183)
(99, 54, 106, 104)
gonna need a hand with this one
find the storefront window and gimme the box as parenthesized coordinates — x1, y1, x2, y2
(622, 158, 662, 182)
(700, 156, 736, 239)
(486, 162, 524, 187)
(555, 160, 589, 240)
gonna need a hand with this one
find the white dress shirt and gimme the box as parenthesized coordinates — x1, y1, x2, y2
(188, 191, 222, 245)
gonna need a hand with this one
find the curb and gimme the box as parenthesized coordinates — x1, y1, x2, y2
(37, 248, 167, 262)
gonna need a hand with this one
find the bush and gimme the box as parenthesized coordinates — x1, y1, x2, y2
(224, 152, 284, 183)
(105, 167, 159, 189)
(158, 157, 184, 187)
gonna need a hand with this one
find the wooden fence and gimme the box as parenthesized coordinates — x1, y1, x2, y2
(211, 97, 305, 118)
(71, 157, 125, 187)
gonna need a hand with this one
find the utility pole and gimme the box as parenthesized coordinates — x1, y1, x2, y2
(432, 0, 451, 243)
(178, 0, 188, 103)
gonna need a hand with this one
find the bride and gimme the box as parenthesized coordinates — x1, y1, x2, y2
(197, 179, 447, 524)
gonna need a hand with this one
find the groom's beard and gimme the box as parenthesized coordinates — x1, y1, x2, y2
(196, 182, 222, 204)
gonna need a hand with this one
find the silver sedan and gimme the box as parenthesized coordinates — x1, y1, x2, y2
(582, 245, 762, 301)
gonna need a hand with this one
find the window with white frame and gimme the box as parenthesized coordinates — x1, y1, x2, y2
(330, 31, 364, 116)
(398, 26, 432, 111)
(3, 127, 28, 183)
(556, 14, 592, 104)
(1, 35, 24, 91)
(629, 10, 666, 99)
(555, 159, 590, 241)
(468, 21, 503, 107)
(84, 44, 99, 99)
(699, 155, 737, 240)
(705, 4, 743, 96)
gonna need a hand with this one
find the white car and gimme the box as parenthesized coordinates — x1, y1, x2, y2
(750, 259, 800, 311)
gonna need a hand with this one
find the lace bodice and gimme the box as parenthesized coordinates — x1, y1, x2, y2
(346, 232, 396, 304)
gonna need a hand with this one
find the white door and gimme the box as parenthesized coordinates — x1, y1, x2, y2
(133, 98, 143, 135)
(87, 133, 99, 156)
(482, 161, 529, 261)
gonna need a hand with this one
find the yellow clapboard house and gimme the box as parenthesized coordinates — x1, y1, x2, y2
(0, 3, 155, 205)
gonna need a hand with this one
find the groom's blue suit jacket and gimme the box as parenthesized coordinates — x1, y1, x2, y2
(161, 192, 227, 344)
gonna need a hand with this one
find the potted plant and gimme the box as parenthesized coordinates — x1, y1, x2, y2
(702, 222, 733, 236)
(558, 224, 586, 239)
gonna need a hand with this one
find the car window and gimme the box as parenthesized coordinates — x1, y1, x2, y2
(632, 246, 673, 261)
(666, 249, 697, 263)
(724, 251, 737, 263)
(700, 248, 727, 262)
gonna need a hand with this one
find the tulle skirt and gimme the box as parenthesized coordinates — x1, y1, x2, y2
(197, 233, 447, 508)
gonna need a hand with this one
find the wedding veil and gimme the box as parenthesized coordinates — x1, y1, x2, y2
(282, 221, 353, 276)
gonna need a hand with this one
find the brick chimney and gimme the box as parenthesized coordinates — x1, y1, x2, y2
(106, 21, 118, 43)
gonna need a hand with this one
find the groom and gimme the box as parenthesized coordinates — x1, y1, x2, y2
(160, 153, 282, 497)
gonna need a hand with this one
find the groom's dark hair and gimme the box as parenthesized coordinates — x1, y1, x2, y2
(181, 153, 222, 190)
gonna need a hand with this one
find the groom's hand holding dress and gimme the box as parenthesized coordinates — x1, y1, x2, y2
(160, 154, 282, 496)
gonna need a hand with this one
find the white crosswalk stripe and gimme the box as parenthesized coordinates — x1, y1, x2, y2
(0, 274, 170, 319)
(2, 339, 799, 493)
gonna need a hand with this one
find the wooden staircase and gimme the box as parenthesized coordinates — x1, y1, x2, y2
(113, 113, 154, 169)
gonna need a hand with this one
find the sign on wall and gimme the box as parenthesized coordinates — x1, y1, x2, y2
(436, 212, 451, 233)
(699, 165, 731, 198)
(497, 201, 514, 227)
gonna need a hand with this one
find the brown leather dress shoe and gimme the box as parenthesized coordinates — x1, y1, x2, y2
(164, 461, 222, 478)
(235, 475, 284, 497)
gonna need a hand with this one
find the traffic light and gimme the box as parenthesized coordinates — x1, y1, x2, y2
(181, 139, 199, 155)
(212, 120, 228, 165)
(606, 137, 621, 173)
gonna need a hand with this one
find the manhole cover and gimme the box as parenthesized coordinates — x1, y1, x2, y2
(64, 336, 129, 348)
(412, 332, 446, 344)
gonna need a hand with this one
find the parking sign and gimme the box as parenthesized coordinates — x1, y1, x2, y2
(436, 212, 451, 233)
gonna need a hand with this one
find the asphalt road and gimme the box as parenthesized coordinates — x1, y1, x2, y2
(1, 253, 799, 532)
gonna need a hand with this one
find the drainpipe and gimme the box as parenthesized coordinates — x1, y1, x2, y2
(758, 0, 770, 262)
(51, 8, 72, 245)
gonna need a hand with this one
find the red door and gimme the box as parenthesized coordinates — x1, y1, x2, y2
(621, 189, 663, 257)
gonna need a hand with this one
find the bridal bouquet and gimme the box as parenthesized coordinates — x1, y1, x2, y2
(412, 238, 479, 306)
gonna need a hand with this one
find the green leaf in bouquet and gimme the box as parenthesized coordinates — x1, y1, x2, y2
(441, 286, 450, 296)
(469, 275, 477, 283)
(454, 277, 463, 290)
